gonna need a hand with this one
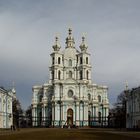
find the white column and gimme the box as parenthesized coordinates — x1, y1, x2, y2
(74, 69, 76, 79)
(76, 103, 79, 126)
(63, 69, 66, 80)
(32, 107, 34, 126)
(84, 103, 88, 125)
(64, 105, 67, 124)
(56, 105, 60, 122)
(52, 103, 55, 126)
(83, 103, 84, 122)
(43, 105, 46, 125)
(41, 106, 44, 126)
(79, 104, 81, 122)
(55, 69, 57, 79)
(96, 106, 98, 121)
(83, 69, 85, 79)
(52, 104, 54, 121)
(106, 108, 109, 119)
(79, 103, 83, 126)
(61, 103, 63, 125)
(33, 107, 37, 126)
(77, 70, 79, 80)
(44, 106, 46, 118)
(62, 103, 65, 125)
(104, 108, 107, 125)
(32, 107, 36, 126)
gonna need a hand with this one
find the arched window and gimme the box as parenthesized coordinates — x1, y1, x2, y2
(80, 70, 83, 80)
(76, 55, 78, 63)
(52, 57, 55, 64)
(98, 95, 101, 102)
(86, 70, 89, 80)
(69, 71, 72, 78)
(68, 90, 73, 97)
(86, 57, 88, 64)
(88, 93, 91, 100)
(58, 70, 61, 80)
(80, 57, 83, 64)
(69, 59, 72, 66)
(58, 57, 61, 64)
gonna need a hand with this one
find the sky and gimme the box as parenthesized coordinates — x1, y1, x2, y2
(0, 0, 140, 110)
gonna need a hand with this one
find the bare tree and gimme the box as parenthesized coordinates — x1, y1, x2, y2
(12, 99, 23, 129)
(109, 90, 127, 128)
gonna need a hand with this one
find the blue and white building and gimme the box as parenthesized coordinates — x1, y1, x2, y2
(32, 29, 109, 127)
(0, 87, 16, 128)
(126, 87, 140, 129)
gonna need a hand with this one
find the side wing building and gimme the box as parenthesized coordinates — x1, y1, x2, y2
(0, 87, 16, 128)
(126, 87, 140, 129)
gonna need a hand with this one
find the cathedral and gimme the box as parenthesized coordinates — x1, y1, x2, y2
(32, 28, 109, 127)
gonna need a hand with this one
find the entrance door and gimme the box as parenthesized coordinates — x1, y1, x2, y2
(67, 109, 73, 126)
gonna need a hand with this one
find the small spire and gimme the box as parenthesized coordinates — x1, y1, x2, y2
(68, 28, 72, 36)
(53, 35, 61, 51)
(11, 81, 16, 96)
(55, 36, 58, 45)
(125, 81, 128, 91)
(65, 28, 75, 48)
(79, 33, 88, 52)
(82, 36, 85, 44)
(82, 33, 87, 44)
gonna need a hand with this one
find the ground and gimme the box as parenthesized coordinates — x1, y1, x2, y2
(0, 128, 140, 140)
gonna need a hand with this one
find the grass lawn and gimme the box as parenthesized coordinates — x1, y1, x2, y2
(0, 128, 140, 140)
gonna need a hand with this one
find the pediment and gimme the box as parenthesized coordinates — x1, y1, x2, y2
(64, 78, 78, 84)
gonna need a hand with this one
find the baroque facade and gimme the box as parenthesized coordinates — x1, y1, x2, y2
(126, 87, 140, 129)
(32, 29, 109, 127)
(0, 87, 16, 128)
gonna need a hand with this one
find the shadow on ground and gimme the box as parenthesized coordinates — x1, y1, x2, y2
(0, 128, 140, 140)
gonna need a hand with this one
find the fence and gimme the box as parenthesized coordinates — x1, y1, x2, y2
(31, 116, 108, 127)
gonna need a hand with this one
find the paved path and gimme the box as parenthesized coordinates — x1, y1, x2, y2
(0, 128, 140, 140)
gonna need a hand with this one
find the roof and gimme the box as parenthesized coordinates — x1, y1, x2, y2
(0, 87, 8, 93)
